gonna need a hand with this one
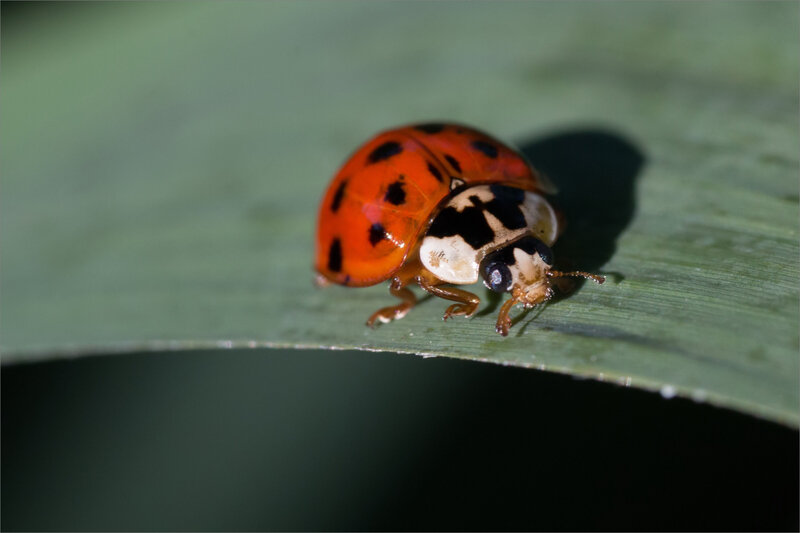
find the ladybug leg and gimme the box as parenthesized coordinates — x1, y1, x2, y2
(495, 297, 520, 337)
(366, 277, 417, 327)
(416, 276, 480, 321)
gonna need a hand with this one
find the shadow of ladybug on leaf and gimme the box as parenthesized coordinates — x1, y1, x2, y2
(479, 128, 645, 323)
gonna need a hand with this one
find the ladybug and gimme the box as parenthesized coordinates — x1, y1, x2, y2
(314, 122, 604, 336)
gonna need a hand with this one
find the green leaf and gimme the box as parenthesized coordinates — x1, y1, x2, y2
(2, 2, 798, 426)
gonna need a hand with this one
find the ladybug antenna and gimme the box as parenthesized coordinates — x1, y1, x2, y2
(547, 270, 605, 284)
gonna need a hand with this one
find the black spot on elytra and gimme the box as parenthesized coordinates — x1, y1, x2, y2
(471, 139, 498, 159)
(427, 206, 495, 249)
(328, 238, 343, 272)
(369, 223, 388, 246)
(445, 154, 462, 174)
(384, 181, 406, 205)
(330, 180, 347, 212)
(427, 162, 443, 182)
(414, 123, 446, 134)
(484, 184, 527, 230)
(368, 141, 403, 163)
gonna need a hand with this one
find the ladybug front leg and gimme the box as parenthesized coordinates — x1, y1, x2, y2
(495, 297, 520, 337)
(416, 276, 480, 321)
(366, 277, 417, 327)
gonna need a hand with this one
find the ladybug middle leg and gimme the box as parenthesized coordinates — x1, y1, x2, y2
(416, 272, 480, 321)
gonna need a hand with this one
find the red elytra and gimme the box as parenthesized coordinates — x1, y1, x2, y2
(315, 123, 551, 286)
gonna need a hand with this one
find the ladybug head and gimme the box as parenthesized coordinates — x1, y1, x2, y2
(480, 236, 604, 307)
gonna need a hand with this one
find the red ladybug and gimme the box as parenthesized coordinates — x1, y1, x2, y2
(315, 123, 604, 336)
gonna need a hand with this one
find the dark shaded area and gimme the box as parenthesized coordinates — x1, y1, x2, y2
(3, 350, 797, 531)
(1, 1, 140, 44)
(1, 1, 75, 30)
(476, 129, 643, 321)
(519, 129, 645, 273)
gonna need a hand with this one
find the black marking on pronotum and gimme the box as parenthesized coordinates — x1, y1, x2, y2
(471, 139, 498, 159)
(368, 223, 388, 246)
(444, 154, 462, 174)
(483, 236, 554, 268)
(414, 123, 445, 134)
(427, 162, 444, 182)
(427, 206, 495, 249)
(489, 183, 525, 202)
(484, 184, 527, 230)
(330, 180, 347, 212)
(521, 236, 554, 265)
(384, 181, 406, 205)
(328, 238, 343, 272)
(468, 195, 485, 208)
(368, 141, 403, 163)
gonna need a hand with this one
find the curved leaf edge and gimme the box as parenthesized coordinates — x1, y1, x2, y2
(2, 340, 796, 428)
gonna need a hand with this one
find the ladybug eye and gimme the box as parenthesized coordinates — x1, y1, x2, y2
(481, 261, 513, 293)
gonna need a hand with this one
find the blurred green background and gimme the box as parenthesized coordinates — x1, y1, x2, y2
(2, 1, 798, 530)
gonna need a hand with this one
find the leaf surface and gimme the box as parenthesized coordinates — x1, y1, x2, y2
(2, 2, 798, 425)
